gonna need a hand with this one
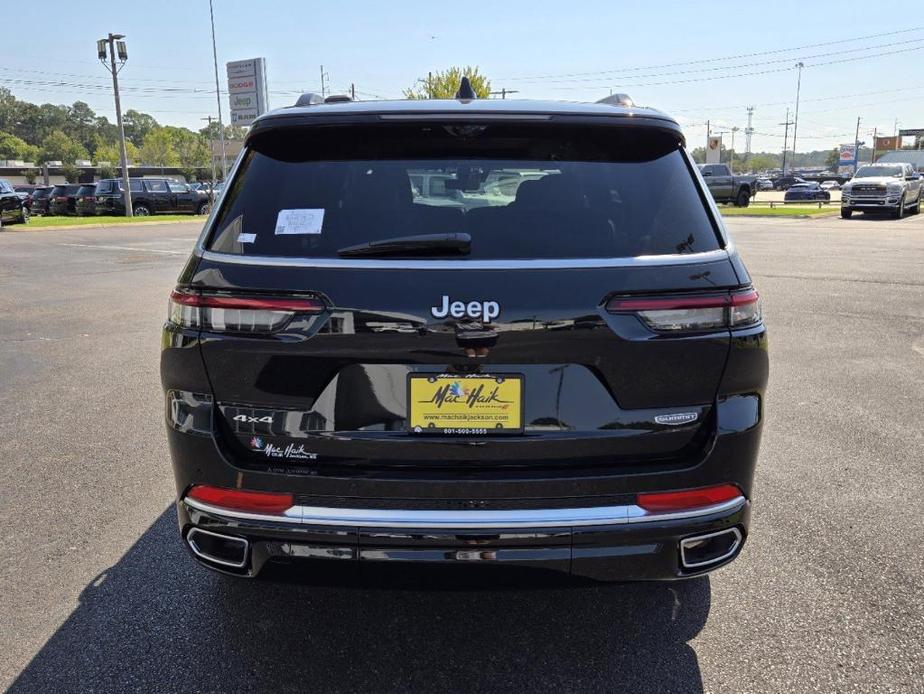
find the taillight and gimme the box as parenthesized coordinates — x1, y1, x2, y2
(606, 289, 760, 332)
(636, 484, 743, 512)
(168, 289, 324, 333)
(186, 485, 294, 514)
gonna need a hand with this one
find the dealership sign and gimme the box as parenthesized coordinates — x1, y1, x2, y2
(226, 58, 269, 126)
(838, 143, 857, 164)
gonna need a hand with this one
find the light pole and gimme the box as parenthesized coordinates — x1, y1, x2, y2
(201, 116, 218, 205)
(780, 108, 794, 174)
(208, 0, 227, 180)
(791, 62, 804, 173)
(97, 33, 133, 217)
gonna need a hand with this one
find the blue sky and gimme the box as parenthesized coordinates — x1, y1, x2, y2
(2, 0, 920, 153)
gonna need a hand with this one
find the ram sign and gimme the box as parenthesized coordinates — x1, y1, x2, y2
(226, 58, 269, 127)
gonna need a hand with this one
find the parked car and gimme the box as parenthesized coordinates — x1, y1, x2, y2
(95, 177, 211, 216)
(48, 184, 82, 215)
(0, 178, 29, 225)
(756, 177, 773, 191)
(697, 163, 757, 206)
(784, 182, 831, 202)
(772, 175, 807, 191)
(840, 163, 922, 219)
(74, 183, 98, 216)
(13, 185, 35, 210)
(819, 180, 840, 191)
(28, 186, 55, 215)
(163, 90, 767, 581)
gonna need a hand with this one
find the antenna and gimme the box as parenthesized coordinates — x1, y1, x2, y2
(455, 76, 477, 100)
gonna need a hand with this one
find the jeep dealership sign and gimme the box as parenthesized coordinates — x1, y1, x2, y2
(226, 58, 269, 126)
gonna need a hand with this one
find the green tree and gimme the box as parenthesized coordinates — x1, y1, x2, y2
(0, 131, 39, 161)
(825, 147, 840, 169)
(65, 101, 98, 155)
(198, 121, 247, 141)
(39, 130, 88, 164)
(140, 128, 179, 168)
(123, 109, 159, 148)
(744, 154, 778, 172)
(166, 127, 210, 169)
(95, 140, 138, 166)
(404, 66, 491, 99)
(60, 163, 83, 183)
(20, 168, 38, 184)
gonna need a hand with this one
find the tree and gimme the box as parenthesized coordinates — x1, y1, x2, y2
(38, 130, 88, 164)
(65, 101, 98, 155)
(94, 140, 138, 166)
(20, 168, 38, 184)
(825, 147, 840, 169)
(140, 128, 179, 168)
(198, 121, 247, 141)
(60, 163, 83, 183)
(0, 131, 39, 161)
(123, 109, 159, 148)
(745, 154, 778, 173)
(166, 127, 210, 169)
(404, 66, 491, 99)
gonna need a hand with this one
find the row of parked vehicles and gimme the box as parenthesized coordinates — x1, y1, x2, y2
(696, 165, 841, 206)
(5, 177, 217, 221)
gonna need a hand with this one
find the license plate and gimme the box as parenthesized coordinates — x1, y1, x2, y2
(407, 374, 524, 434)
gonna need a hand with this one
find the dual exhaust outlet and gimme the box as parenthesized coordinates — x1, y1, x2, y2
(185, 525, 743, 573)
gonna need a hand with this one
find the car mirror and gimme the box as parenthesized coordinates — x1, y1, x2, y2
(701, 170, 712, 177)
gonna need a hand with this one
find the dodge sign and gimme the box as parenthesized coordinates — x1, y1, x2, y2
(226, 58, 269, 127)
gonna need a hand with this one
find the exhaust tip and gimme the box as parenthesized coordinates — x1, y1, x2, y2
(187, 527, 249, 569)
(680, 527, 742, 570)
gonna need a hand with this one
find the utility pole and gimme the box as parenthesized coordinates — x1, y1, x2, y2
(97, 33, 133, 217)
(871, 127, 877, 164)
(350, 83, 355, 100)
(791, 62, 804, 173)
(201, 116, 218, 204)
(208, 0, 227, 180)
(893, 118, 899, 149)
(427, 71, 433, 99)
(320, 65, 328, 97)
(730, 126, 739, 171)
(489, 88, 519, 99)
(744, 106, 754, 163)
(853, 116, 862, 173)
(780, 108, 794, 174)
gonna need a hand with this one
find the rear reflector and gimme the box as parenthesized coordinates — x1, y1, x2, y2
(636, 484, 743, 512)
(168, 290, 324, 333)
(606, 289, 760, 332)
(186, 485, 294, 514)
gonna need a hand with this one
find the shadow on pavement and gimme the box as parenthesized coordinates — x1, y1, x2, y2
(10, 508, 710, 693)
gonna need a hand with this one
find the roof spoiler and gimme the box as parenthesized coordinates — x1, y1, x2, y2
(596, 93, 635, 107)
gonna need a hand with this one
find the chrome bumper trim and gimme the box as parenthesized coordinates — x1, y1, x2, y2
(183, 496, 746, 529)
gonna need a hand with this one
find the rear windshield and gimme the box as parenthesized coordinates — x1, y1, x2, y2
(76, 185, 96, 196)
(206, 123, 720, 260)
(33, 188, 53, 199)
(52, 185, 80, 196)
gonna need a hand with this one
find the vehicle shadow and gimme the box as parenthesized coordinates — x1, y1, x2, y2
(10, 508, 710, 694)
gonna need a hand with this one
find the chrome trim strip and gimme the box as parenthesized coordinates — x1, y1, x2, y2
(196, 248, 730, 271)
(183, 496, 745, 530)
(679, 526, 743, 569)
(186, 527, 249, 568)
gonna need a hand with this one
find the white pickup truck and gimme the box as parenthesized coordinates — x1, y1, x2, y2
(840, 163, 922, 219)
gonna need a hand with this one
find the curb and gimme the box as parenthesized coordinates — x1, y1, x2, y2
(2, 218, 203, 233)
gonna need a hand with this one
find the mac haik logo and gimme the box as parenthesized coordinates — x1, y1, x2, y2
(250, 435, 317, 460)
(431, 295, 500, 323)
(422, 381, 511, 410)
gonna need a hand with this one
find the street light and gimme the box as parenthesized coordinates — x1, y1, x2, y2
(97, 32, 133, 217)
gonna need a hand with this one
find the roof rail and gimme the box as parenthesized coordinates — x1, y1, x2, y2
(596, 93, 635, 108)
(455, 76, 477, 100)
(324, 94, 352, 103)
(294, 92, 325, 107)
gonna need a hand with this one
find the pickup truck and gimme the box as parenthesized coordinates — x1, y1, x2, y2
(840, 162, 922, 219)
(697, 164, 757, 207)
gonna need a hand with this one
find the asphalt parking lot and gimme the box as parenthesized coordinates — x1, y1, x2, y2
(1, 215, 922, 693)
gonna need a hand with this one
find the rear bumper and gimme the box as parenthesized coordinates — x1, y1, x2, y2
(179, 494, 750, 581)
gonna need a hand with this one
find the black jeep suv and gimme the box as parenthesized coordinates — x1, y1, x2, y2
(161, 89, 768, 581)
(95, 177, 210, 216)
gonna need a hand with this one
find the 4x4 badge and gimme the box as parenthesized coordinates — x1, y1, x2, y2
(431, 295, 500, 323)
(654, 412, 699, 426)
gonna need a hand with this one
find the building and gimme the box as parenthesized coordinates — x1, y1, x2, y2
(875, 150, 924, 170)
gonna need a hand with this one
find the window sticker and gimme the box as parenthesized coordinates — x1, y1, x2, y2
(275, 209, 325, 235)
(237, 233, 257, 244)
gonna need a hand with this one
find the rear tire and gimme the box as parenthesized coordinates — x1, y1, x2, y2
(196, 201, 210, 215)
(912, 192, 922, 215)
(133, 205, 151, 217)
(18, 206, 29, 224)
(841, 209, 852, 219)
(734, 188, 750, 207)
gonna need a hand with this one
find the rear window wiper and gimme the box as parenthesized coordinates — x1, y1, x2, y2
(337, 233, 471, 258)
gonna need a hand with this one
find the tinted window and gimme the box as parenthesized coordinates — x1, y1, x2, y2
(96, 180, 114, 194)
(855, 166, 903, 178)
(76, 185, 96, 196)
(207, 124, 720, 260)
(33, 188, 52, 199)
(130, 179, 143, 192)
(144, 179, 168, 192)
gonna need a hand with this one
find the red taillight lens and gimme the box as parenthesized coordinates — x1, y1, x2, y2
(168, 290, 324, 333)
(186, 485, 294, 514)
(636, 484, 743, 512)
(606, 289, 760, 332)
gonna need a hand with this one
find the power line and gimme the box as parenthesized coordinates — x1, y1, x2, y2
(497, 26, 924, 81)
